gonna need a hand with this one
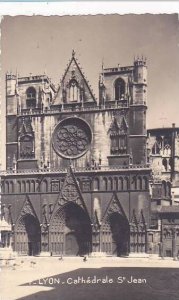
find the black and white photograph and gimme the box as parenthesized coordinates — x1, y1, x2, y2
(0, 7, 179, 300)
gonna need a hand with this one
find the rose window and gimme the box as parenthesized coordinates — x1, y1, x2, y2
(52, 117, 92, 159)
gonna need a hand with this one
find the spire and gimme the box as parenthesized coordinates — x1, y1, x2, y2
(72, 49, 75, 57)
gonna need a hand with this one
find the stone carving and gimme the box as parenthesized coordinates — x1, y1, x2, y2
(102, 193, 126, 224)
(18, 117, 34, 159)
(52, 117, 92, 159)
(20, 135, 34, 158)
(20, 200, 36, 218)
(59, 169, 83, 208)
(51, 180, 59, 192)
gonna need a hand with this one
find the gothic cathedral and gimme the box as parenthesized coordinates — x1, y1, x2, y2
(1, 51, 150, 257)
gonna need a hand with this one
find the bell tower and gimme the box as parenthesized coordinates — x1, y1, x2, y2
(99, 57, 148, 166)
(129, 57, 147, 164)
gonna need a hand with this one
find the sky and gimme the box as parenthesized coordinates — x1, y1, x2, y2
(0, 14, 179, 166)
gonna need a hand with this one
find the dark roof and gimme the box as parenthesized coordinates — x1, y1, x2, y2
(159, 206, 179, 214)
(147, 127, 179, 134)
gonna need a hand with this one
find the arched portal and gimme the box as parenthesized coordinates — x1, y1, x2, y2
(101, 212, 129, 256)
(15, 214, 41, 256)
(109, 212, 130, 256)
(50, 203, 92, 256)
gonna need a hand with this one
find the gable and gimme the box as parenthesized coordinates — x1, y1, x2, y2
(52, 167, 89, 217)
(102, 192, 127, 222)
(54, 51, 96, 104)
(15, 195, 39, 225)
(109, 115, 128, 136)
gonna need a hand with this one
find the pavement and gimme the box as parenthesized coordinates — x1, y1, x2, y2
(0, 256, 179, 300)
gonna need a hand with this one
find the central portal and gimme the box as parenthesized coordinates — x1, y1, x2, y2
(50, 203, 92, 256)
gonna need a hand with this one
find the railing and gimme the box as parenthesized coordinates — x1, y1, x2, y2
(103, 66, 133, 73)
(18, 101, 129, 116)
(18, 75, 48, 83)
(0, 164, 151, 176)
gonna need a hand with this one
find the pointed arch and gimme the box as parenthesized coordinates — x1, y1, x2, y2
(131, 176, 137, 190)
(26, 180, 30, 193)
(52, 167, 89, 218)
(50, 202, 92, 256)
(26, 86, 36, 108)
(114, 177, 118, 190)
(15, 196, 41, 255)
(17, 181, 21, 193)
(101, 193, 129, 256)
(5, 181, 9, 194)
(31, 180, 35, 193)
(137, 176, 142, 190)
(166, 181, 171, 197)
(143, 176, 148, 190)
(114, 78, 125, 100)
(93, 177, 100, 191)
(123, 177, 129, 190)
(162, 180, 167, 197)
(162, 158, 167, 171)
(108, 177, 113, 191)
(21, 181, 26, 193)
(41, 179, 48, 193)
(118, 177, 124, 190)
(103, 177, 108, 191)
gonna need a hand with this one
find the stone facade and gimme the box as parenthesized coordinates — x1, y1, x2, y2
(1, 52, 151, 257)
(147, 126, 179, 257)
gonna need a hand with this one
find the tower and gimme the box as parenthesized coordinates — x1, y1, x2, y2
(99, 56, 148, 166)
(6, 73, 18, 170)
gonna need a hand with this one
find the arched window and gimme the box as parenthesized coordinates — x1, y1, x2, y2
(42, 180, 48, 193)
(22, 181, 26, 193)
(69, 79, 80, 102)
(26, 180, 30, 193)
(169, 158, 173, 171)
(162, 181, 167, 197)
(31, 180, 35, 193)
(114, 177, 118, 190)
(108, 177, 113, 191)
(162, 158, 167, 171)
(118, 177, 123, 190)
(5, 181, 9, 194)
(131, 176, 137, 190)
(93, 178, 100, 191)
(123, 177, 128, 190)
(114, 78, 125, 100)
(166, 182, 171, 197)
(17, 181, 21, 193)
(9, 181, 14, 193)
(19, 135, 34, 159)
(36, 180, 40, 192)
(103, 177, 108, 191)
(26, 87, 36, 108)
(143, 176, 148, 190)
(137, 176, 142, 190)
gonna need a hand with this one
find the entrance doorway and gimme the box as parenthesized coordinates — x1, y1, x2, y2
(16, 214, 41, 256)
(65, 232, 79, 256)
(109, 212, 129, 256)
(50, 203, 92, 256)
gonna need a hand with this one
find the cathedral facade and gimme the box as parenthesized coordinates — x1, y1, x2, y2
(1, 52, 151, 257)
